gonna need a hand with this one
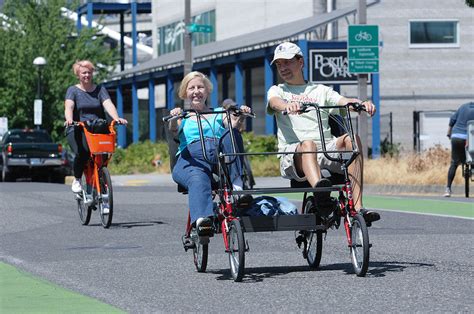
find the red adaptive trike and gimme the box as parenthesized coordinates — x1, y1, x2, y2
(164, 103, 372, 282)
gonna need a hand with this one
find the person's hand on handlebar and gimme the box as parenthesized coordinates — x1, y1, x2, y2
(115, 118, 128, 125)
(170, 107, 184, 117)
(238, 105, 252, 114)
(361, 100, 376, 116)
(64, 119, 74, 127)
(284, 101, 303, 115)
(345, 98, 376, 117)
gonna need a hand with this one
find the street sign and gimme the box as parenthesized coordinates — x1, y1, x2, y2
(34, 99, 42, 126)
(348, 25, 379, 73)
(188, 23, 213, 33)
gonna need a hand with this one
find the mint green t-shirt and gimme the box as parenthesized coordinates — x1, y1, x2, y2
(266, 83, 343, 151)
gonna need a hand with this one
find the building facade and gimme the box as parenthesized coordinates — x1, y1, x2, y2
(104, 0, 473, 151)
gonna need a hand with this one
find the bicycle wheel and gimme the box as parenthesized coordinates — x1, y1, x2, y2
(227, 219, 245, 282)
(77, 176, 91, 225)
(98, 167, 113, 228)
(242, 156, 255, 190)
(464, 163, 470, 198)
(191, 232, 208, 273)
(350, 213, 370, 277)
(303, 196, 323, 269)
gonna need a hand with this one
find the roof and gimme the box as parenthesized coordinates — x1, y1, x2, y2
(107, 0, 379, 81)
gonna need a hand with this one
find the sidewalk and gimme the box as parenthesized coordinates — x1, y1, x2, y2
(109, 173, 462, 197)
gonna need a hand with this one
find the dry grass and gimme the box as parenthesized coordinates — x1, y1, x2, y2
(365, 145, 463, 186)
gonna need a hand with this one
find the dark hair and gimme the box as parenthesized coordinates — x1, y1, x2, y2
(222, 98, 237, 109)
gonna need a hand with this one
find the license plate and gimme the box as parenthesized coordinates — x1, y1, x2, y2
(30, 158, 41, 165)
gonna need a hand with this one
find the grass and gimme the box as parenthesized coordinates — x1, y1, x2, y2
(364, 146, 464, 186)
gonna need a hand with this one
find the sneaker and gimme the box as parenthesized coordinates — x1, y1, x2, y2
(359, 209, 380, 227)
(71, 178, 82, 193)
(443, 187, 451, 197)
(313, 178, 332, 205)
(196, 217, 213, 236)
(102, 205, 110, 214)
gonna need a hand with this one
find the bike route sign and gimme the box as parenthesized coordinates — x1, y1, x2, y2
(348, 25, 379, 73)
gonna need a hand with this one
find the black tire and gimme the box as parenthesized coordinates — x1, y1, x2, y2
(303, 196, 323, 269)
(227, 219, 245, 282)
(2, 165, 15, 182)
(98, 167, 113, 228)
(192, 235, 208, 273)
(242, 156, 255, 190)
(463, 163, 470, 198)
(77, 175, 92, 226)
(77, 195, 92, 225)
(350, 213, 370, 277)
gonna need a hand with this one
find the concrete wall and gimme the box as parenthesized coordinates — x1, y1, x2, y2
(338, 0, 474, 150)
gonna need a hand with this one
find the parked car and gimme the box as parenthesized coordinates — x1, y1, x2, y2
(0, 128, 69, 183)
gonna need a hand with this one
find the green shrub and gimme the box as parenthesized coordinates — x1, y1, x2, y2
(242, 132, 280, 177)
(108, 140, 171, 175)
(107, 134, 281, 177)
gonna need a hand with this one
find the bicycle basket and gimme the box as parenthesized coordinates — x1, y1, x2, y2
(84, 131, 116, 154)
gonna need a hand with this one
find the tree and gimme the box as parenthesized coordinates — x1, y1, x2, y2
(467, 0, 474, 7)
(0, 0, 116, 140)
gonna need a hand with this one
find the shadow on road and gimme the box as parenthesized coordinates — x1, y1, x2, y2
(208, 260, 435, 282)
(87, 221, 166, 228)
(363, 260, 435, 277)
(209, 265, 313, 282)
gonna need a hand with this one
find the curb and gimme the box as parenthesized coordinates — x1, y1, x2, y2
(65, 174, 467, 197)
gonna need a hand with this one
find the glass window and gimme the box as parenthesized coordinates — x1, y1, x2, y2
(409, 20, 459, 48)
(158, 10, 216, 56)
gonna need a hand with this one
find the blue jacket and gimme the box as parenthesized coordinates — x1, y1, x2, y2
(449, 102, 474, 139)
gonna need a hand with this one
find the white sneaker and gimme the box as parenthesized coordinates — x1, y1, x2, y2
(443, 187, 451, 197)
(71, 179, 82, 193)
(102, 205, 110, 214)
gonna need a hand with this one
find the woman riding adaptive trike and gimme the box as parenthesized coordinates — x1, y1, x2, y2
(166, 96, 374, 281)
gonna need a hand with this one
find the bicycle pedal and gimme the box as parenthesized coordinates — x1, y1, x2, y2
(182, 236, 195, 251)
(295, 234, 305, 248)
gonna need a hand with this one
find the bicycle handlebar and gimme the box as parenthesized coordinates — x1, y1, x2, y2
(65, 120, 125, 128)
(162, 108, 255, 122)
(281, 102, 366, 115)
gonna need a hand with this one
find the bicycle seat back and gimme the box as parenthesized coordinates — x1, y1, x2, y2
(467, 120, 474, 163)
(290, 168, 345, 188)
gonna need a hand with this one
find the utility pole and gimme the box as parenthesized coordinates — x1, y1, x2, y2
(357, 0, 368, 158)
(184, 0, 192, 77)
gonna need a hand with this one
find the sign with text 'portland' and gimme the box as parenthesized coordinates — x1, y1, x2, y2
(309, 49, 370, 84)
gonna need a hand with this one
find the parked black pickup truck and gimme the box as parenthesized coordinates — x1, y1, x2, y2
(0, 129, 69, 182)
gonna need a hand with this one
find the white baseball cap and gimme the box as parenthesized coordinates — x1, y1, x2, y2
(271, 42, 303, 65)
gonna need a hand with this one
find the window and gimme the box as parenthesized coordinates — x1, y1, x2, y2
(158, 10, 216, 56)
(409, 20, 459, 48)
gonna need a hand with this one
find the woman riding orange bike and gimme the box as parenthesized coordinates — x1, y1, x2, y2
(64, 60, 127, 193)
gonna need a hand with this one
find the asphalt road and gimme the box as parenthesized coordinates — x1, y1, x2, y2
(0, 181, 473, 312)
